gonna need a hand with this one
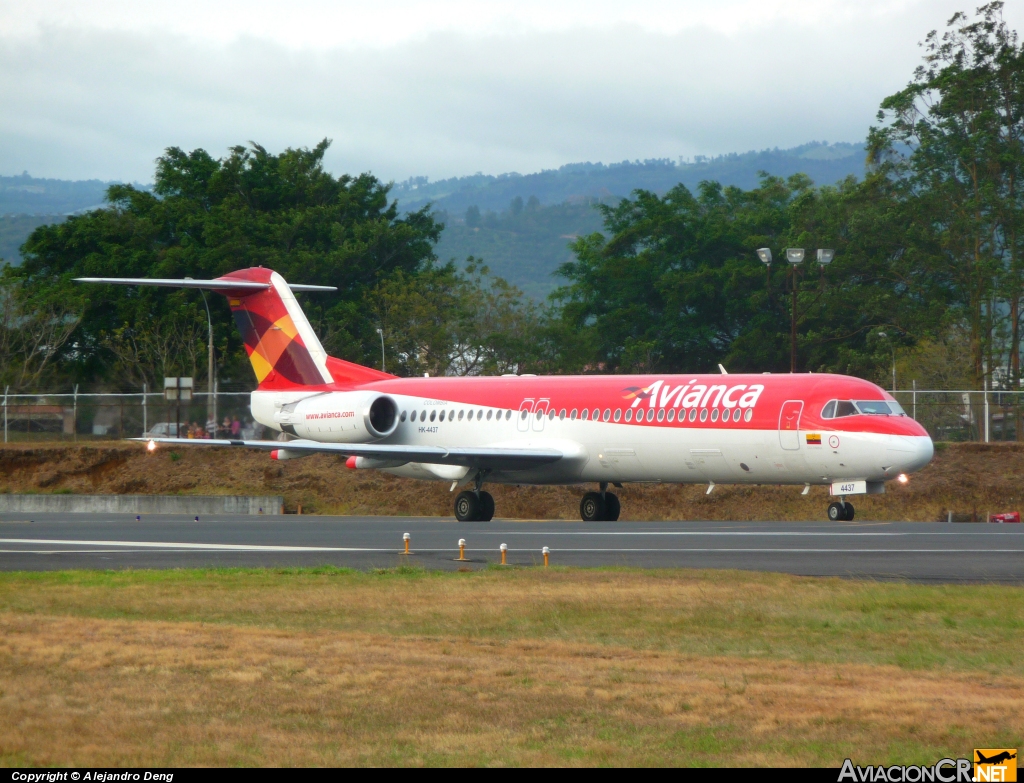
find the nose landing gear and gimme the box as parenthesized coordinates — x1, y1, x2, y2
(827, 500, 855, 521)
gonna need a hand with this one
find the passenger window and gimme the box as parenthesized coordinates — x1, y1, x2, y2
(505, 410, 512, 420)
(603, 408, 611, 421)
(700, 409, 708, 422)
(667, 409, 675, 422)
(594, 408, 601, 420)
(559, 409, 566, 420)
(657, 409, 665, 422)
(646, 409, 655, 423)
(486, 410, 492, 420)
(477, 410, 483, 420)
(689, 408, 697, 422)
(821, 400, 837, 419)
(549, 409, 555, 421)
(744, 408, 752, 422)
(732, 408, 741, 422)
(520, 409, 528, 420)
(430, 410, 436, 422)
(458, 410, 464, 421)
(711, 409, 719, 422)
(420, 411, 427, 422)
(571, 409, 578, 420)
(581, 409, 589, 421)
(625, 409, 632, 422)
(400, 411, 407, 422)
(613, 409, 621, 422)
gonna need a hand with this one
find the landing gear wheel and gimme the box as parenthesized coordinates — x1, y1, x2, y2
(843, 502, 855, 521)
(580, 492, 606, 522)
(827, 502, 845, 522)
(603, 493, 620, 521)
(478, 491, 495, 521)
(455, 491, 481, 522)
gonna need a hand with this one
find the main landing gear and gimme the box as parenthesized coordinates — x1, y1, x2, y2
(827, 500, 855, 521)
(454, 490, 494, 522)
(580, 483, 621, 522)
(454, 472, 495, 522)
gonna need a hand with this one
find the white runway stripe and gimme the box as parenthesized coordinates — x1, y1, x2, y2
(474, 530, 1024, 537)
(0, 540, 1020, 555)
(0, 538, 377, 552)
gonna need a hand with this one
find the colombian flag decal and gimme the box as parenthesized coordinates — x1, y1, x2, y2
(806, 433, 822, 445)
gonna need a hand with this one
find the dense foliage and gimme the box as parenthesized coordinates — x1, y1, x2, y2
(1, 3, 1021, 396)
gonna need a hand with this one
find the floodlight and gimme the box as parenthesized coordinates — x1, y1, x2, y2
(786, 248, 805, 265)
(817, 249, 835, 265)
(756, 248, 772, 265)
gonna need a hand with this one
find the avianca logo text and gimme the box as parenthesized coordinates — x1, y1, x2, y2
(622, 381, 765, 410)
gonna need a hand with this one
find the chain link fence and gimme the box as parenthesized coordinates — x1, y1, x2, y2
(889, 389, 1022, 442)
(0, 391, 265, 442)
(0, 387, 1019, 443)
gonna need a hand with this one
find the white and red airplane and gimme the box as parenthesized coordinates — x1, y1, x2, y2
(79, 267, 934, 522)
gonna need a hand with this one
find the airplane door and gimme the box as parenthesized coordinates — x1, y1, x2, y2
(532, 399, 550, 432)
(517, 399, 535, 433)
(779, 400, 803, 450)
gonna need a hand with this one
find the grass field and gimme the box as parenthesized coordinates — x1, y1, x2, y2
(1, 566, 1022, 766)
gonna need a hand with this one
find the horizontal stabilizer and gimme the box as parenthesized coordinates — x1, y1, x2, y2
(75, 277, 336, 292)
(136, 437, 564, 472)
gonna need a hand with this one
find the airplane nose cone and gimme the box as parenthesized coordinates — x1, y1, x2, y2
(886, 435, 934, 475)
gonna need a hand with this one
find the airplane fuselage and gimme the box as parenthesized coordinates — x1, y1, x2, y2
(251, 371, 933, 489)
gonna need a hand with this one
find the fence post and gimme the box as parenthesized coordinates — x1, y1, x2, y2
(3, 385, 7, 443)
(984, 376, 990, 443)
(73, 384, 78, 442)
(912, 379, 916, 421)
(142, 383, 147, 436)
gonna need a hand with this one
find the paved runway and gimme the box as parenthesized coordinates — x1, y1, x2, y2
(0, 513, 1021, 582)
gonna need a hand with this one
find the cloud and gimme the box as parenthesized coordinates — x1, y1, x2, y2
(0, 0, 1016, 182)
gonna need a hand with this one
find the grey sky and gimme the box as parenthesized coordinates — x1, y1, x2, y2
(2, 0, 1020, 183)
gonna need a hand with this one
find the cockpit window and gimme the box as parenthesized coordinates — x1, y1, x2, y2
(835, 400, 858, 417)
(854, 400, 893, 415)
(822, 399, 906, 418)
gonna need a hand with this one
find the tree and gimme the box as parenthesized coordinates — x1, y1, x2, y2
(15, 140, 442, 389)
(368, 259, 545, 377)
(0, 277, 82, 391)
(869, 2, 1024, 389)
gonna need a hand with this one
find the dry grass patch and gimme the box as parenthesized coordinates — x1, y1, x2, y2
(1, 612, 1021, 767)
(0, 568, 1023, 765)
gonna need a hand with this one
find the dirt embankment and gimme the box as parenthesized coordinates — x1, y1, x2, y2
(0, 441, 1019, 521)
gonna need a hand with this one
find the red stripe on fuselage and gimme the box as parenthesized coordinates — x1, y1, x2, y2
(305, 373, 930, 438)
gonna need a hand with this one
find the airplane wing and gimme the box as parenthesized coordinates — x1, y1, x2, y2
(134, 437, 564, 471)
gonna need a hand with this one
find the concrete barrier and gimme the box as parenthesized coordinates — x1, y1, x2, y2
(0, 494, 284, 515)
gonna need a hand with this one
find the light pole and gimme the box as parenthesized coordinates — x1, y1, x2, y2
(757, 248, 772, 297)
(757, 248, 834, 373)
(186, 278, 216, 435)
(786, 248, 804, 372)
(376, 328, 385, 372)
(816, 248, 834, 289)
(878, 331, 896, 392)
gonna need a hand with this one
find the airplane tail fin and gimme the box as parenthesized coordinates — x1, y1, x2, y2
(76, 267, 395, 390)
